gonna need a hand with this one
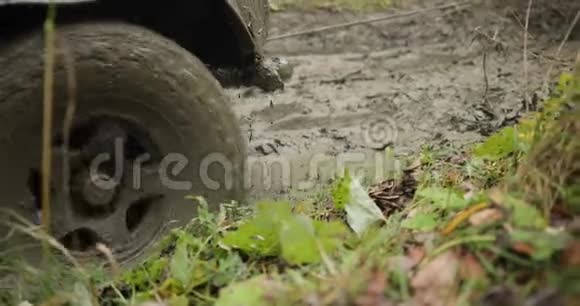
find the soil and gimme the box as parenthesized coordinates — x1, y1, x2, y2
(226, 0, 579, 199)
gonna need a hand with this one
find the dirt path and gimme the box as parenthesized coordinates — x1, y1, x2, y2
(227, 0, 579, 199)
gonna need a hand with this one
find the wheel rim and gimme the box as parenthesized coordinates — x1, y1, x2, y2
(45, 116, 169, 263)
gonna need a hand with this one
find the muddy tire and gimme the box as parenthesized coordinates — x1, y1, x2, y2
(0, 22, 246, 266)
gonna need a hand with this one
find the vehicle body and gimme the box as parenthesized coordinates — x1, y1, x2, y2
(0, 0, 271, 83)
(0, 0, 275, 270)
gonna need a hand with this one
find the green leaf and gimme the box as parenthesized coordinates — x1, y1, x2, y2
(215, 276, 277, 306)
(501, 195, 547, 229)
(169, 295, 189, 306)
(473, 127, 519, 160)
(314, 220, 349, 253)
(279, 215, 320, 265)
(121, 256, 168, 288)
(170, 240, 192, 287)
(221, 202, 292, 256)
(510, 229, 571, 261)
(221, 201, 347, 264)
(343, 176, 386, 236)
(212, 254, 246, 287)
(279, 216, 348, 265)
(401, 212, 438, 232)
(416, 187, 468, 211)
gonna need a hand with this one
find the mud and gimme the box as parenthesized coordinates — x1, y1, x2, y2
(226, 0, 579, 199)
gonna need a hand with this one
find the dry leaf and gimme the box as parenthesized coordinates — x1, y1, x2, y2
(408, 246, 426, 266)
(369, 168, 417, 216)
(406, 208, 418, 219)
(459, 253, 486, 280)
(562, 240, 580, 266)
(512, 241, 535, 256)
(356, 270, 394, 306)
(387, 256, 417, 274)
(469, 208, 504, 226)
(411, 251, 459, 306)
(488, 188, 505, 205)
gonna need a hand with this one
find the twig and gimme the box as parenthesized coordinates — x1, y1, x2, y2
(556, 10, 580, 58)
(267, 1, 471, 41)
(95, 243, 120, 276)
(471, 27, 502, 111)
(58, 35, 78, 217)
(543, 9, 580, 88)
(509, 9, 535, 40)
(41, 0, 56, 243)
(0, 209, 84, 272)
(320, 69, 362, 85)
(523, 0, 533, 112)
(482, 51, 489, 103)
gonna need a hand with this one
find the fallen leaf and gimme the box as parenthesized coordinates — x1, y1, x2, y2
(407, 208, 419, 219)
(562, 240, 580, 266)
(369, 168, 418, 216)
(355, 270, 393, 306)
(412, 251, 459, 287)
(469, 208, 504, 226)
(341, 173, 387, 236)
(407, 246, 426, 266)
(459, 253, 486, 280)
(524, 288, 563, 306)
(411, 251, 459, 306)
(414, 233, 437, 251)
(387, 256, 417, 275)
(512, 241, 535, 256)
(479, 286, 519, 306)
(510, 229, 571, 261)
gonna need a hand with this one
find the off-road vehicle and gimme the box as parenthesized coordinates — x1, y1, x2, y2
(0, 0, 277, 268)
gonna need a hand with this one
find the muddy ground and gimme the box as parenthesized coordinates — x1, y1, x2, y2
(226, 0, 579, 200)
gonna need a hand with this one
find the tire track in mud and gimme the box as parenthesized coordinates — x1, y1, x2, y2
(226, 2, 579, 199)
